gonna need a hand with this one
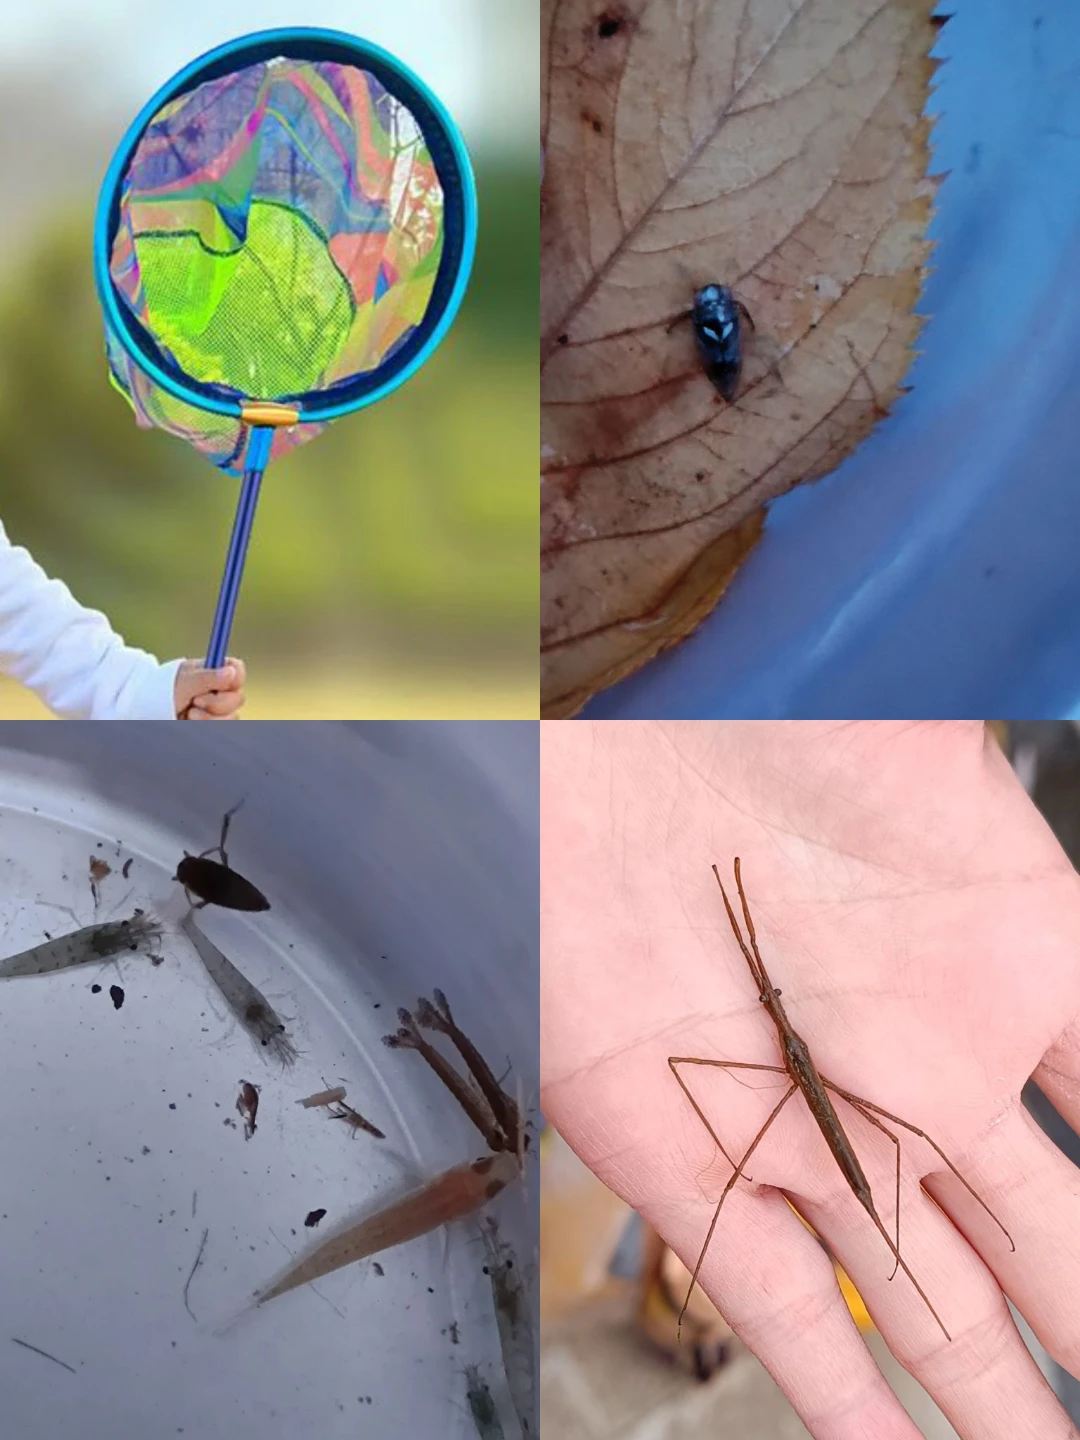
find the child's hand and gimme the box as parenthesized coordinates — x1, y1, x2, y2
(174, 658, 247, 720)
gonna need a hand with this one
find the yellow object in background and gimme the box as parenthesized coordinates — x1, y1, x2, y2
(789, 1200, 874, 1332)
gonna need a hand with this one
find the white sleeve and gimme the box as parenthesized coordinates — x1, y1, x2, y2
(0, 519, 181, 720)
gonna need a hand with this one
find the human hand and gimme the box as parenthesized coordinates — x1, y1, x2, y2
(541, 721, 1080, 1440)
(174, 657, 246, 719)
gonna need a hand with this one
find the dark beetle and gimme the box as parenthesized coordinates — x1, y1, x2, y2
(174, 800, 270, 912)
(668, 283, 754, 401)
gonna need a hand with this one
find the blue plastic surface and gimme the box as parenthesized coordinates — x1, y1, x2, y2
(583, 0, 1080, 720)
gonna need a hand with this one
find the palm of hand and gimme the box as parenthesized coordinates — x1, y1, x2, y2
(542, 722, 1080, 1357)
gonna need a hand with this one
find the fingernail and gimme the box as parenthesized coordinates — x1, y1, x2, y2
(218, 665, 235, 683)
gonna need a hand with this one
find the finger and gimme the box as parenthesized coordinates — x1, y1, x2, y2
(799, 1140, 1076, 1440)
(1032, 1019, 1080, 1138)
(191, 691, 244, 718)
(176, 663, 237, 708)
(223, 656, 247, 686)
(927, 1096, 1080, 1378)
(650, 1180, 924, 1439)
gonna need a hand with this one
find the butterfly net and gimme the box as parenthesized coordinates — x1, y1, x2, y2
(104, 54, 447, 469)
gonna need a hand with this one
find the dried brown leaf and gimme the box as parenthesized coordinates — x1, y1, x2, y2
(540, 0, 941, 716)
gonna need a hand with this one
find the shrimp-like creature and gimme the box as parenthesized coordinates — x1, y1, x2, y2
(464, 1365, 506, 1439)
(180, 913, 296, 1068)
(0, 911, 161, 980)
(481, 1220, 535, 1437)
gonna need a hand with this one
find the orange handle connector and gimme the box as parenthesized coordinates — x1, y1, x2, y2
(239, 401, 301, 427)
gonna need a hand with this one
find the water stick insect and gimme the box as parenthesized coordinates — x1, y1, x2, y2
(174, 800, 270, 912)
(385, 994, 523, 1156)
(384, 1007, 508, 1153)
(669, 859, 1015, 1342)
(416, 990, 523, 1155)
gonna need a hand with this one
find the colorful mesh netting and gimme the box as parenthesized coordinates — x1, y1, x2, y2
(105, 54, 446, 468)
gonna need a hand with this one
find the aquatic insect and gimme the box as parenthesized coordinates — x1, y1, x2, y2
(327, 1100, 385, 1140)
(180, 913, 297, 1067)
(667, 283, 754, 401)
(669, 859, 1015, 1342)
(236, 1080, 259, 1139)
(0, 911, 162, 980)
(255, 1151, 520, 1306)
(416, 990, 522, 1154)
(384, 994, 522, 1155)
(174, 800, 270, 912)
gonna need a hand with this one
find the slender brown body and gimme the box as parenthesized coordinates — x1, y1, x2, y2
(668, 859, 1015, 1344)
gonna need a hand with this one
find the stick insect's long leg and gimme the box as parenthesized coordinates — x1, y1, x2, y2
(669, 1057, 789, 1177)
(843, 1098, 903, 1279)
(672, 1078, 797, 1337)
(844, 1180, 953, 1342)
(822, 1079, 1015, 1253)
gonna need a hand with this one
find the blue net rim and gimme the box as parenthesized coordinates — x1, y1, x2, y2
(93, 27, 477, 422)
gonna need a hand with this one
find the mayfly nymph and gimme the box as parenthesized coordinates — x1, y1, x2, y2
(668, 283, 754, 402)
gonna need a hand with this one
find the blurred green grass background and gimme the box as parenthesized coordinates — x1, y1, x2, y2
(0, 6, 537, 718)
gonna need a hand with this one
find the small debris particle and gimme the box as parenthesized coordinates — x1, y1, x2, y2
(141, 1146, 151, 1156)
(427, 1286, 434, 1294)
(183, 1228, 210, 1321)
(122, 858, 134, 879)
(151, 954, 164, 967)
(90, 857, 111, 882)
(109, 985, 125, 1010)
(169, 1103, 176, 1110)
(91, 984, 101, 994)
(296, 1086, 346, 1109)
(448, 1321, 459, 1344)
(304, 1209, 327, 1228)
(372, 1262, 384, 1277)
(11, 1337, 77, 1374)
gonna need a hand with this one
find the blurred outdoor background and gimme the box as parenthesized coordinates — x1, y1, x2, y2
(0, 1, 537, 718)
